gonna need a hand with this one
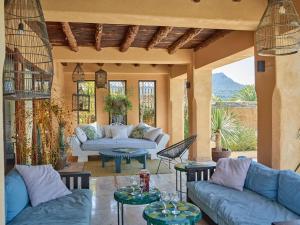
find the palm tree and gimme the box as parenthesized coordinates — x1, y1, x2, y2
(232, 85, 257, 102)
(211, 107, 239, 152)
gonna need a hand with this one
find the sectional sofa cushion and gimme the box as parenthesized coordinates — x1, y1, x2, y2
(244, 161, 279, 201)
(187, 181, 300, 225)
(278, 170, 300, 215)
(5, 170, 29, 223)
(7, 189, 92, 225)
(144, 128, 162, 141)
(210, 158, 252, 191)
(81, 138, 157, 151)
(75, 127, 87, 143)
(111, 126, 128, 139)
(16, 165, 71, 207)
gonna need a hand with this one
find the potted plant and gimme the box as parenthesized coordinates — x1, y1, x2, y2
(104, 94, 132, 124)
(211, 107, 239, 162)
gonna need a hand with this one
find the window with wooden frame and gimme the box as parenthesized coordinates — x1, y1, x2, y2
(139, 81, 156, 127)
(108, 80, 127, 124)
(77, 81, 96, 124)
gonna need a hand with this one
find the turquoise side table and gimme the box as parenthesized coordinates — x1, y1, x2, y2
(143, 201, 202, 225)
(114, 186, 160, 225)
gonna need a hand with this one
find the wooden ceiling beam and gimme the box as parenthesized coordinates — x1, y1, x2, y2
(61, 22, 78, 52)
(168, 28, 203, 54)
(120, 25, 139, 52)
(95, 24, 103, 51)
(147, 26, 173, 50)
(194, 30, 231, 51)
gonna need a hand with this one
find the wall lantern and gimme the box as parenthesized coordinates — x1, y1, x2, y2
(72, 94, 90, 111)
(256, 0, 300, 56)
(95, 64, 107, 89)
(72, 63, 85, 82)
(3, 0, 53, 100)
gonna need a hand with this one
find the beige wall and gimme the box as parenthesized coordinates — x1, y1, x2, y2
(229, 107, 257, 130)
(0, 0, 5, 223)
(60, 64, 170, 135)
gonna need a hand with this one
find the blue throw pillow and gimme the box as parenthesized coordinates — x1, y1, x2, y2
(278, 170, 300, 215)
(244, 161, 279, 200)
(5, 169, 29, 223)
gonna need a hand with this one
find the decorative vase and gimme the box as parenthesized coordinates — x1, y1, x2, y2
(211, 148, 231, 162)
(56, 125, 66, 170)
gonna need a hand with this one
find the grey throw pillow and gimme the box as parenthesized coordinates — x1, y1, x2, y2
(111, 126, 128, 139)
(16, 165, 71, 207)
(210, 158, 252, 191)
(75, 127, 87, 143)
(144, 128, 162, 141)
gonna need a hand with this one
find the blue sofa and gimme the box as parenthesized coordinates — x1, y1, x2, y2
(5, 170, 92, 225)
(187, 161, 300, 225)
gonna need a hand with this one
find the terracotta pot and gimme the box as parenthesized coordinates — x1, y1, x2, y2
(212, 148, 231, 162)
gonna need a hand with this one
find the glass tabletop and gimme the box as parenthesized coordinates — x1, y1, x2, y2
(143, 201, 202, 225)
(114, 186, 160, 205)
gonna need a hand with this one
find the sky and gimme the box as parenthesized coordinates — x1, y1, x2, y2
(213, 56, 255, 85)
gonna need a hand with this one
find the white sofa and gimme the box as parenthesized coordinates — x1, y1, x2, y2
(69, 124, 170, 162)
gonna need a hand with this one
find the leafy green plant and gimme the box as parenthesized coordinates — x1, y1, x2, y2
(228, 126, 257, 151)
(211, 107, 239, 151)
(231, 85, 257, 102)
(104, 94, 132, 116)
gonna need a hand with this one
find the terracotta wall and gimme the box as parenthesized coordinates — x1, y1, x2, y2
(60, 65, 170, 135)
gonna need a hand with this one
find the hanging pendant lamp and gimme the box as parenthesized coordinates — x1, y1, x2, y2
(4, 0, 54, 100)
(95, 64, 107, 89)
(256, 0, 300, 56)
(72, 63, 85, 82)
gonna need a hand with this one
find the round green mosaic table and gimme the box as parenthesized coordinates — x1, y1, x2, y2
(143, 201, 202, 225)
(114, 186, 160, 225)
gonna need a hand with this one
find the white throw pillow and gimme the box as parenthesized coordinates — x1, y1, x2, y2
(110, 126, 128, 139)
(96, 124, 104, 138)
(104, 125, 112, 138)
(144, 128, 162, 141)
(16, 165, 71, 207)
(75, 127, 87, 143)
(210, 158, 252, 191)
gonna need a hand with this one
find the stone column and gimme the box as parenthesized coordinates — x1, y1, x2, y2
(187, 64, 212, 161)
(255, 49, 300, 170)
(255, 54, 276, 168)
(272, 53, 300, 170)
(169, 77, 185, 145)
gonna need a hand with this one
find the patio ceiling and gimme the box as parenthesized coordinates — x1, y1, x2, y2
(46, 22, 231, 54)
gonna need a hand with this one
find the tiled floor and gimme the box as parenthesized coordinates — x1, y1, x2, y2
(90, 173, 208, 225)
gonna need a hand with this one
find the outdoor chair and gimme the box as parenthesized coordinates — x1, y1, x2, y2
(156, 135, 197, 174)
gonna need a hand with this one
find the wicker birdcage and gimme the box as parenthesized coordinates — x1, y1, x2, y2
(256, 0, 300, 56)
(95, 68, 107, 89)
(4, 0, 54, 100)
(72, 63, 85, 82)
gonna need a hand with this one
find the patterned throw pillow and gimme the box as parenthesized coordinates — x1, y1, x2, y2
(130, 126, 150, 139)
(82, 126, 99, 140)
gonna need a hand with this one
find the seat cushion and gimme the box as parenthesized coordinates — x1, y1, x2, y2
(245, 161, 279, 200)
(278, 170, 300, 215)
(7, 189, 92, 225)
(81, 138, 157, 151)
(188, 181, 299, 225)
(5, 170, 29, 223)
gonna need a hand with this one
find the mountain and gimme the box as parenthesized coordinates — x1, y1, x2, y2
(212, 72, 245, 99)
